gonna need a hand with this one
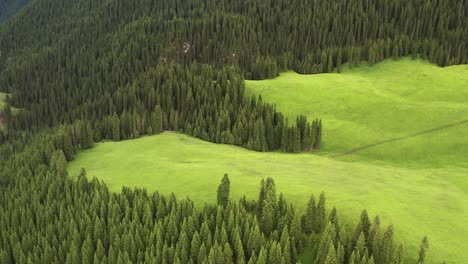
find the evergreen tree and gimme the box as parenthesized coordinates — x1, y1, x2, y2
(324, 242, 338, 264)
(152, 106, 164, 134)
(302, 195, 316, 235)
(314, 192, 327, 234)
(112, 114, 120, 141)
(417, 236, 429, 264)
(217, 174, 230, 207)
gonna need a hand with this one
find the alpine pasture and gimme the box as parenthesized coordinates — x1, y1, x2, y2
(69, 59, 468, 263)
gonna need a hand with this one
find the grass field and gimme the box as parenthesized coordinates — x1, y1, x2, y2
(246, 58, 468, 167)
(68, 59, 468, 263)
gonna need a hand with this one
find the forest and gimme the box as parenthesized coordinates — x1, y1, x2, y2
(0, 0, 466, 263)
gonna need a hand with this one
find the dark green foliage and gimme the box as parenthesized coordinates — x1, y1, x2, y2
(151, 105, 164, 134)
(302, 195, 316, 235)
(217, 174, 230, 207)
(3, 62, 320, 153)
(418, 236, 429, 264)
(3, 0, 465, 153)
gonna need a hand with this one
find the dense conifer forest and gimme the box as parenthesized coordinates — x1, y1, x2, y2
(1, 0, 466, 262)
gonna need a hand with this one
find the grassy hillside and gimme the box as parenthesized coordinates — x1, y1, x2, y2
(68, 59, 468, 263)
(246, 58, 468, 167)
(68, 133, 468, 264)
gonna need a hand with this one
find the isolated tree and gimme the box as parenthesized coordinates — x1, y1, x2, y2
(217, 174, 230, 206)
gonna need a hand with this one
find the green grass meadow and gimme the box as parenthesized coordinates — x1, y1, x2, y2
(69, 59, 468, 263)
(247, 58, 468, 167)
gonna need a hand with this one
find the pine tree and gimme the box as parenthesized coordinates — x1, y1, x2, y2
(152, 105, 163, 134)
(324, 242, 337, 264)
(314, 192, 326, 234)
(81, 235, 94, 264)
(392, 244, 404, 264)
(191, 232, 201, 262)
(61, 129, 75, 161)
(417, 236, 429, 264)
(217, 174, 230, 207)
(256, 248, 267, 264)
(315, 222, 337, 264)
(302, 195, 315, 235)
(112, 114, 120, 141)
(170, 109, 178, 131)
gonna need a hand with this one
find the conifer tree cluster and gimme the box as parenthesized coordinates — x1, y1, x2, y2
(3, 64, 322, 152)
(0, 0, 466, 153)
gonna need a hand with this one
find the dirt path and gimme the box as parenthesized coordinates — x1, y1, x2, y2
(332, 119, 468, 158)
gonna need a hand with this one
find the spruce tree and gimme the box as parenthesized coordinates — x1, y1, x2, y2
(324, 242, 338, 264)
(217, 174, 230, 207)
(152, 105, 163, 134)
(314, 192, 326, 234)
(112, 114, 120, 141)
(302, 195, 316, 235)
(417, 236, 429, 264)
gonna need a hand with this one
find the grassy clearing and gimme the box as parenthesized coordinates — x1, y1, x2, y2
(246, 58, 468, 167)
(68, 133, 468, 264)
(69, 59, 468, 263)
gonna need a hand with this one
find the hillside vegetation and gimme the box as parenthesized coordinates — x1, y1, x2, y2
(1, 0, 467, 263)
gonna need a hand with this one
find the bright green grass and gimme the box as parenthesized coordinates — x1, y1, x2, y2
(69, 133, 468, 264)
(69, 59, 468, 263)
(246, 58, 468, 167)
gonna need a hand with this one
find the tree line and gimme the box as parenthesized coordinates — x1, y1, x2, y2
(1, 63, 322, 152)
